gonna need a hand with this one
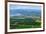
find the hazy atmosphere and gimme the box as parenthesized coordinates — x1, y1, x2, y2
(10, 4, 41, 16)
(10, 4, 41, 29)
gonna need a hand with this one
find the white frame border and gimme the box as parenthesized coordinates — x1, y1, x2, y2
(7, 2, 43, 32)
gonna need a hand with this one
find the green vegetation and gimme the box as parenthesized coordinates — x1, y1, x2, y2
(10, 16, 41, 29)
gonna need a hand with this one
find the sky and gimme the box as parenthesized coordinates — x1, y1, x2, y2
(10, 4, 41, 16)
(10, 4, 41, 10)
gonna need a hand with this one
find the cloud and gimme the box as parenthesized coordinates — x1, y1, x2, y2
(15, 13, 23, 16)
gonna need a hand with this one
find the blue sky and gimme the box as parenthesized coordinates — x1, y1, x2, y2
(10, 4, 41, 10)
(10, 4, 41, 16)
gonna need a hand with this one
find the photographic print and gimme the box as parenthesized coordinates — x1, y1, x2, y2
(7, 2, 44, 32)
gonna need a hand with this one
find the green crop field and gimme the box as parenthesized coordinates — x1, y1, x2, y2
(10, 16, 41, 29)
